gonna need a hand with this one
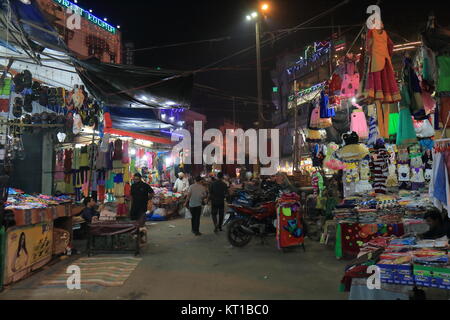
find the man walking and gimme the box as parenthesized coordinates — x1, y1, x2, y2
(209, 172, 229, 233)
(130, 173, 154, 225)
(185, 176, 207, 236)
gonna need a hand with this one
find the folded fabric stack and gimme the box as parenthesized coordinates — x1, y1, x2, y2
(412, 249, 449, 266)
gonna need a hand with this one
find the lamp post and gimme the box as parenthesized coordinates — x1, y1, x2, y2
(246, 3, 269, 177)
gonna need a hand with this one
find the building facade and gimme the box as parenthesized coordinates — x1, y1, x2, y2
(36, 0, 122, 64)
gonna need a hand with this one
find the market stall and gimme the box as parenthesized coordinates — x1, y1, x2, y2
(3, 188, 81, 285)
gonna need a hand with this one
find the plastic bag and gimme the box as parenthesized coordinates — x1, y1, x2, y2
(202, 204, 211, 217)
(181, 207, 191, 219)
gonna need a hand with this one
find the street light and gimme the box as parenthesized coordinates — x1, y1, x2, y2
(246, 5, 270, 177)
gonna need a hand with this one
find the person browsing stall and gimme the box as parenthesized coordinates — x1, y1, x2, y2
(130, 173, 154, 224)
(185, 176, 207, 236)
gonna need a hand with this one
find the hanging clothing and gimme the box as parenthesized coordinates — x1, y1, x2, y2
(54, 150, 65, 181)
(319, 91, 335, 118)
(437, 56, 450, 93)
(388, 103, 399, 137)
(350, 105, 368, 140)
(376, 102, 390, 139)
(396, 93, 418, 146)
(364, 29, 401, 103)
(309, 105, 321, 129)
(122, 141, 129, 164)
(340, 54, 360, 98)
(370, 146, 390, 194)
(79, 145, 89, 168)
(403, 57, 424, 115)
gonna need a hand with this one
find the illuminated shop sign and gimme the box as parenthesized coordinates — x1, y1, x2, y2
(53, 0, 117, 34)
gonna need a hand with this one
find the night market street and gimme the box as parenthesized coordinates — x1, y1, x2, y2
(0, 218, 347, 300)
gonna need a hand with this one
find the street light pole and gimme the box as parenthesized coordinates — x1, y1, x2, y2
(254, 17, 263, 177)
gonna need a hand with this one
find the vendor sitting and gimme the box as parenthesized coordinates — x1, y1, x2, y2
(80, 197, 100, 223)
(419, 210, 450, 240)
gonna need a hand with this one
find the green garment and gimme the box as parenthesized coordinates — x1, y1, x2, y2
(0, 79, 11, 96)
(335, 223, 343, 259)
(388, 112, 399, 136)
(437, 56, 450, 93)
(396, 106, 417, 146)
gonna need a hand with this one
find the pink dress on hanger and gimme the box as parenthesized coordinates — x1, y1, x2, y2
(351, 104, 369, 139)
(340, 57, 360, 98)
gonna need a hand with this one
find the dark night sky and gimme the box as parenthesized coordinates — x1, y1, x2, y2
(73, 0, 450, 128)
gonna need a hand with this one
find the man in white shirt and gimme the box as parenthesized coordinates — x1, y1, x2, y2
(173, 172, 190, 193)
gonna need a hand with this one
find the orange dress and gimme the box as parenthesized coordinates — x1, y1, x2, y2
(364, 29, 401, 103)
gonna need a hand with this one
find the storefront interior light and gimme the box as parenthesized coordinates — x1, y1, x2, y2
(169, 116, 175, 122)
(161, 113, 166, 119)
(130, 148, 136, 156)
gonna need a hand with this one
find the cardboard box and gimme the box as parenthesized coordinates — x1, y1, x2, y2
(377, 264, 415, 285)
(413, 265, 450, 290)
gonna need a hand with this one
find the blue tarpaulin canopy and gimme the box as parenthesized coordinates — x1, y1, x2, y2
(104, 106, 174, 132)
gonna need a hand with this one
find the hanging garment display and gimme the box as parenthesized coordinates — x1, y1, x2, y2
(356, 159, 373, 194)
(319, 91, 335, 118)
(340, 53, 360, 98)
(350, 104, 368, 140)
(436, 56, 450, 93)
(403, 57, 425, 118)
(364, 29, 401, 103)
(396, 89, 418, 146)
(367, 104, 379, 146)
(370, 139, 390, 194)
(376, 102, 390, 139)
(388, 103, 399, 138)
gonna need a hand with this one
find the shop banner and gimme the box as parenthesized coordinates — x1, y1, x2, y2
(4, 222, 53, 285)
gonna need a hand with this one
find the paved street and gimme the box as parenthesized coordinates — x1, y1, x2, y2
(0, 218, 348, 300)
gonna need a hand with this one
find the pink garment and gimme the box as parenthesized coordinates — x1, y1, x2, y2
(351, 109, 369, 139)
(146, 152, 152, 168)
(341, 74, 360, 98)
(310, 106, 321, 128)
(340, 59, 360, 98)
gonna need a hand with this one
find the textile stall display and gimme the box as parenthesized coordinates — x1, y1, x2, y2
(333, 190, 432, 259)
(2, 188, 80, 285)
(340, 233, 450, 298)
(147, 187, 185, 221)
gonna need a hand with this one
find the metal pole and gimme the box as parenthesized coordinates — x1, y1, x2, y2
(255, 18, 263, 177)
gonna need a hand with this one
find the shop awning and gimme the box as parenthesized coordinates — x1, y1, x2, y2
(103, 107, 174, 145)
(74, 58, 194, 110)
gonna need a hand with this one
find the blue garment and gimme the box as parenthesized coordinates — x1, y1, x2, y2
(81, 207, 100, 223)
(419, 138, 434, 151)
(319, 91, 335, 118)
(434, 154, 447, 205)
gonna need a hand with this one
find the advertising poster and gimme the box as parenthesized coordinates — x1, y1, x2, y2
(4, 222, 53, 285)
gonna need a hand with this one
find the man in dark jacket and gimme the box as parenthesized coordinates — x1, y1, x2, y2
(130, 173, 154, 225)
(209, 172, 229, 233)
(81, 197, 100, 223)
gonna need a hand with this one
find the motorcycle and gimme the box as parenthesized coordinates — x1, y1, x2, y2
(226, 200, 277, 247)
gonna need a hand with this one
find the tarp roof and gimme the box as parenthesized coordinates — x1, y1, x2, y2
(73, 58, 194, 110)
